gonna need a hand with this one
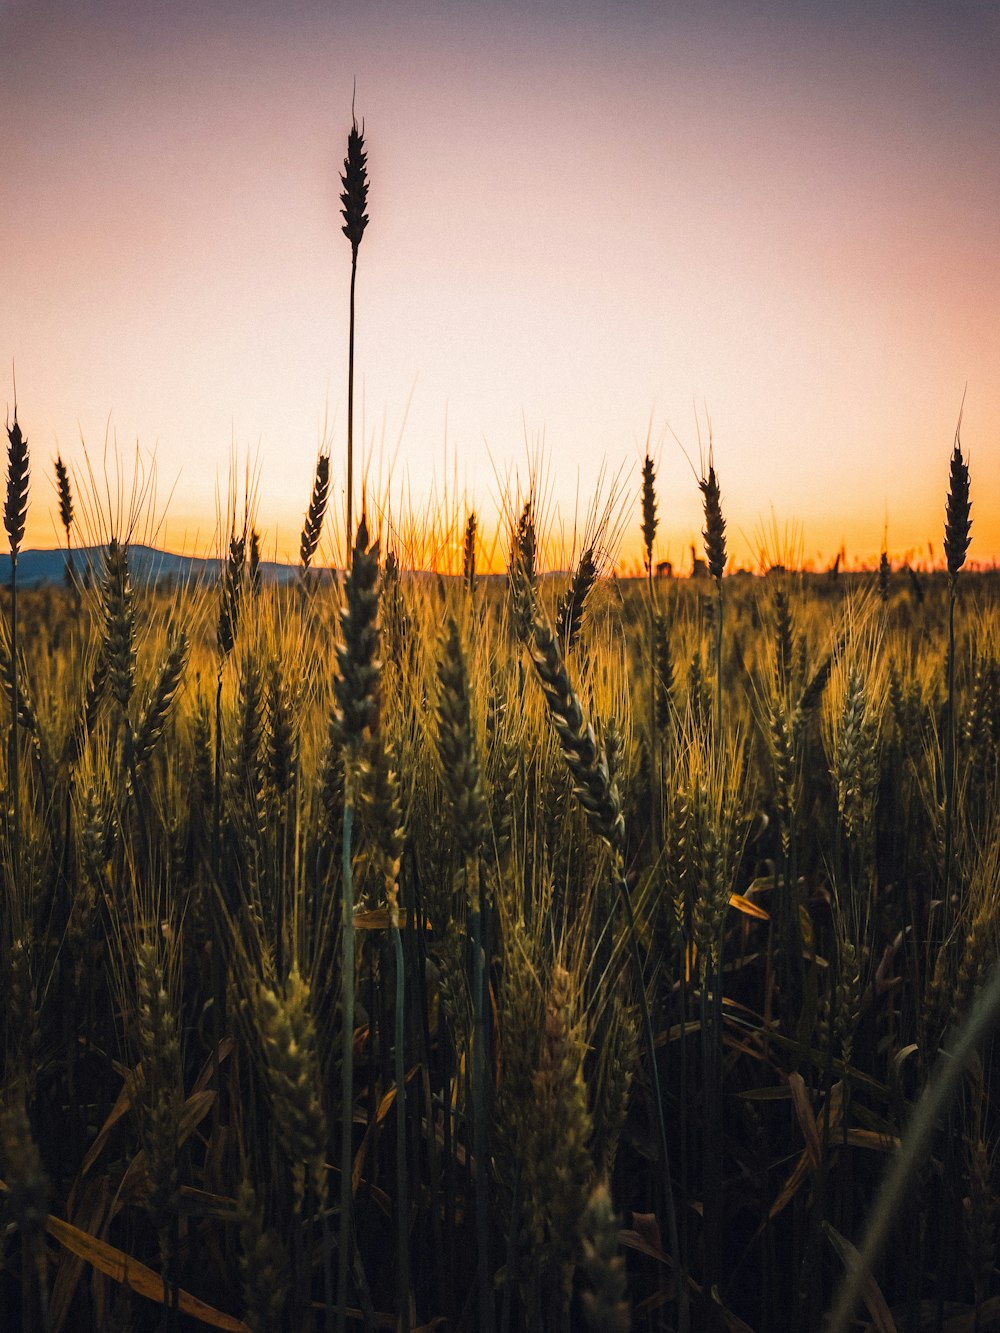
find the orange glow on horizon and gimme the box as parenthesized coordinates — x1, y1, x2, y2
(18, 474, 997, 582)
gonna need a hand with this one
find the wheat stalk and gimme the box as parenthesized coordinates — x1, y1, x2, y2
(255, 969, 327, 1204)
(249, 528, 263, 596)
(5, 411, 28, 883)
(580, 1179, 630, 1333)
(509, 500, 536, 643)
(340, 112, 369, 570)
(700, 456, 727, 727)
(435, 614, 492, 1331)
(54, 453, 77, 596)
(133, 629, 188, 775)
(237, 1179, 290, 1333)
(522, 962, 593, 1306)
(436, 617, 489, 861)
(944, 429, 972, 926)
(555, 545, 597, 653)
(523, 584, 686, 1328)
(300, 453, 330, 576)
(360, 731, 409, 1327)
(641, 452, 657, 576)
(463, 511, 477, 597)
(333, 513, 380, 1333)
(523, 597, 623, 851)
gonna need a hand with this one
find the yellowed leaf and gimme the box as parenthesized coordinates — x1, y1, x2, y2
(729, 893, 770, 921)
(788, 1072, 821, 1168)
(42, 1210, 250, 1332)
(768, 1150, 812, 1221)
(354, 908, 429, 930)
(844, 1128, 901, 1152)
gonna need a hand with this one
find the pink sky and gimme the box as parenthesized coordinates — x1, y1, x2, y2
(2, 0, 998, 570)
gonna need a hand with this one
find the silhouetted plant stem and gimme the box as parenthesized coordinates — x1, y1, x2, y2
(715, 582, 724, 728)
(337, 793, 356, 1333)
(333, 514, 380, 1330)
(347, 255, 357, 571)
(6, 413, 28, 889)
(615, 865, 688, 1333)
(699, 458, 727, 730)
(700, 954, 724, 1317)
(469, 855, 493, 1333)
(942, 432, 970, 929)
(8, 558, 19, 878)
(340, 114, 369, 571)
(642, 452, 660, 845)
(392, 917, 409, 1332)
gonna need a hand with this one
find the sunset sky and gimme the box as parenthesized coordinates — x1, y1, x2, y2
(2, 0, 998, 571)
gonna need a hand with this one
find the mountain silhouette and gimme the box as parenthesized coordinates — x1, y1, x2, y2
(0, 545, 304, 588)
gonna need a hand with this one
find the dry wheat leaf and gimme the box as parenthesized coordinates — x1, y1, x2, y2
(729, 892, 770, 921)
(45, 1213, 250, 1332)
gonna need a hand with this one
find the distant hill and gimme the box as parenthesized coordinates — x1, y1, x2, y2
(1, 546, 994, 590)
(0, 545, 304, 589)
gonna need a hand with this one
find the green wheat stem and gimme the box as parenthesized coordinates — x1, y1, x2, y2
(642, 451, 661, 844)
(469, 854, 493, 1333)
(337, 792, 356, 1333)
(715, 581, 723, 731)
(616, 866, 688, 1333)
(6, 420, 27, 898)
(699, 950, 724, 1311)
(648, 575, 660, 849)
(942, 431, 970, 930)
(678, 943, 690, 1288)
(943, 585, 957, 927)
(347, 253, 357, 572)
(212, 670, 224, 868)
(393, 920, 410, 1332)
(8, 550, 19, 888)
(122, 714, 151, 874)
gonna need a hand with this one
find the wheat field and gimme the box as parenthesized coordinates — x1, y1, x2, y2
(0, 411, 997, 1333)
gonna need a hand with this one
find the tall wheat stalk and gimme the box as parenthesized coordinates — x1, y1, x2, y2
(55, 454, 75, 599)
(700, 456, 727, 728)
(360, 732, 408, 1329)
(641, 452, 660, 847)
(210, 525, 245, 1117)
(436, 615, 493, 1333)
(943, 428, 971, 923)
(5, 411, 28, 886)
(300, 452, 331, 581)
(463, 511, 477, 599)
(340, 112, 369, 572)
